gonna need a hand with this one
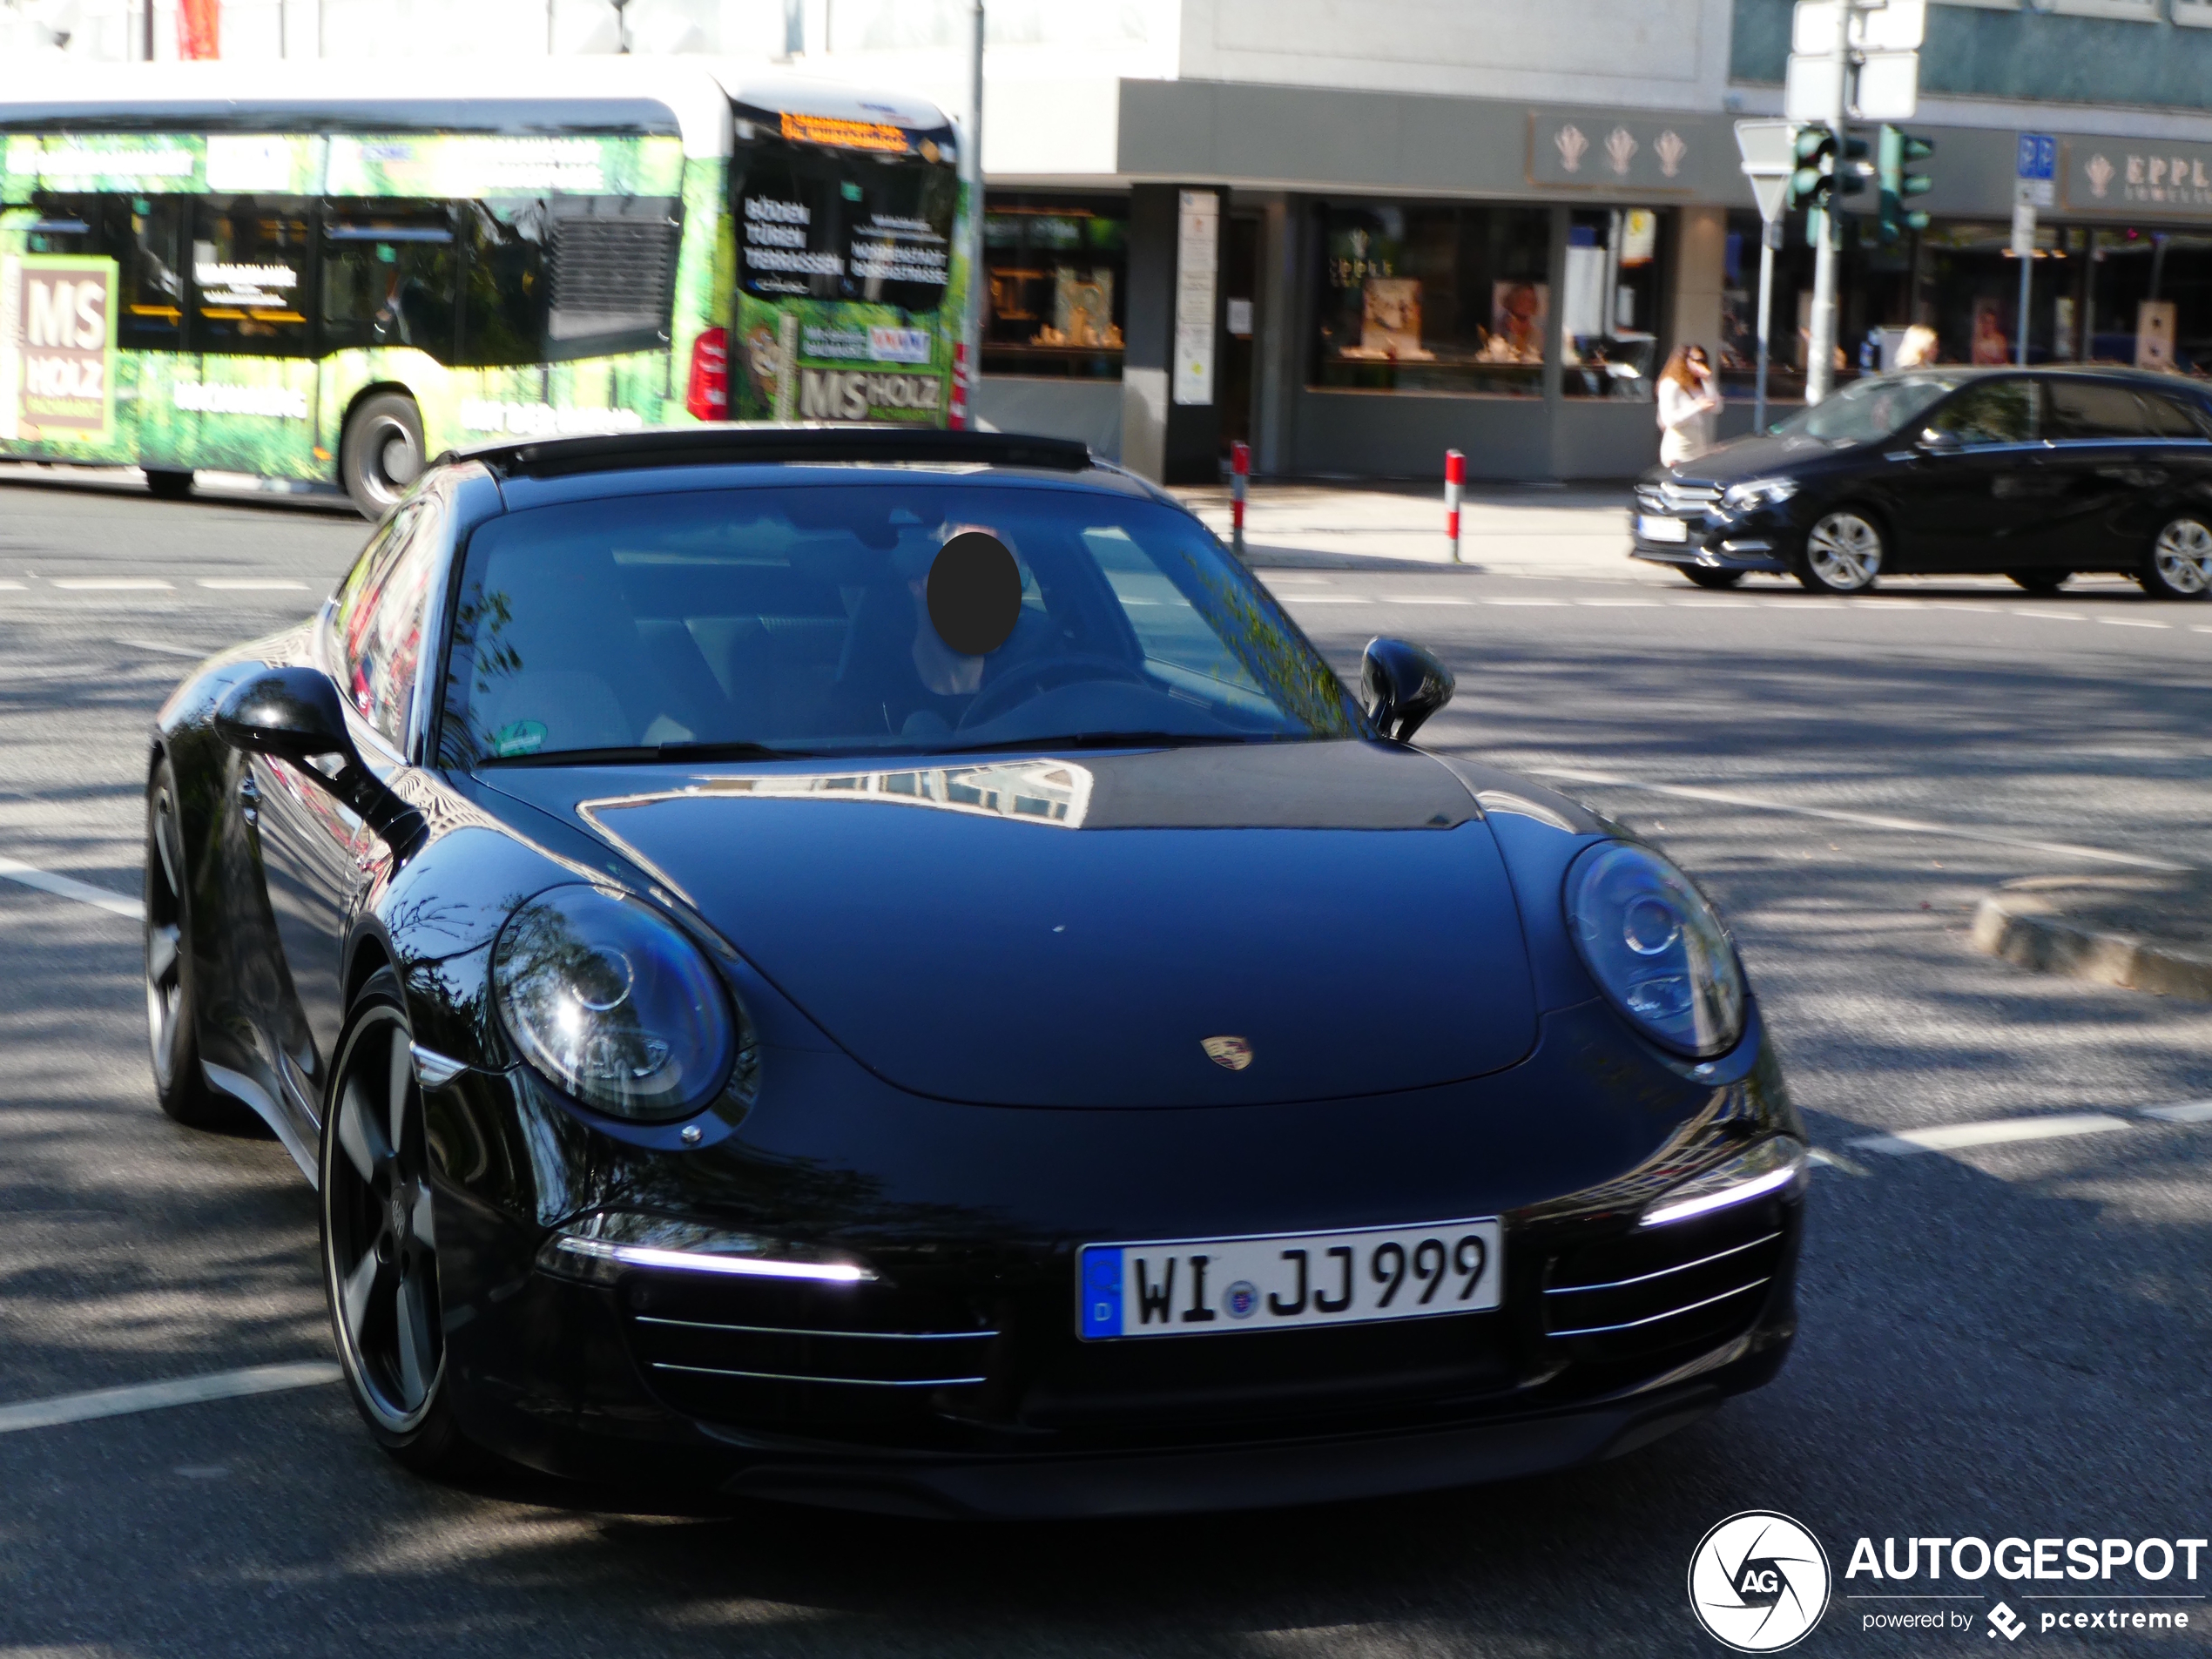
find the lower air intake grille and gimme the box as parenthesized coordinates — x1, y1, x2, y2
(1541, 1203, 1784, 1363)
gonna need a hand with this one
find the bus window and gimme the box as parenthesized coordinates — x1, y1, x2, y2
(456, 199, 549, 368)
(25, 195, 100, 255)
(321, 200, 457, 361)
(545, 197, 678, 355)
(123, 199, 186, 350)
(191, 199, 314, 356)
(738, 144, 954, 317)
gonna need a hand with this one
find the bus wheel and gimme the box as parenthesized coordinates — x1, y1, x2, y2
(145, 469, 194, 501)
(341, 394, 425, 517)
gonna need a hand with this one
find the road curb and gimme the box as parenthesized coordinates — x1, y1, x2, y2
(1971, 891, 2212, 1001)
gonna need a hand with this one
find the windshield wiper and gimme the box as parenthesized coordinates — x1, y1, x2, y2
(934, 730, 1274, 756)
(479, 739, 813, 767)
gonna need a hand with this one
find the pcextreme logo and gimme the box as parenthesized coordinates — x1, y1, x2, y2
(1689, 1512, 1832, 1652)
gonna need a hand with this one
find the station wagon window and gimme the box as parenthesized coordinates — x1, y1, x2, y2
(2139, 391, 2212, 439)
(1926, 379, 2036, 445)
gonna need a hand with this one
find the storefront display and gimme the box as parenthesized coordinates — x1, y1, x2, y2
(1312, 200, 1550, 395)
(1561, 207, 1666, 399)
(980, 193, 1127, 379)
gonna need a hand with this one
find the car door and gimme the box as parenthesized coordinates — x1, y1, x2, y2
(252, 496, 442, 1120)
(2032, 377, 2167, 571)
(1880, 377, 2044, 570)
(2104, 384, 2212, 563)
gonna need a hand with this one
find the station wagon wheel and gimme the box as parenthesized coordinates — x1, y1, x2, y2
(321, 968, 469, 1472)
(1797, 510, 1885, 595)
(339, 393, 426, 519)
(144, 758, 239, 1130)
(2141, 516, 2212, 601)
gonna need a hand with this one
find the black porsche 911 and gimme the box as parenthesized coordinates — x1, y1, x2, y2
(145, 426, 1804, 1518)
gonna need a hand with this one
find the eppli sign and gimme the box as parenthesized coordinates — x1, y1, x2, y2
(2, 254, 118, 443)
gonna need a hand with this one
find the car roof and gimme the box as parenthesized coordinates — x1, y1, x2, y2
(1876, 364, 2210, 395)
(435, 425, 1173, 513)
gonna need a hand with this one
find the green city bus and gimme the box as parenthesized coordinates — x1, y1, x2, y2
(0, 59, 965, 513)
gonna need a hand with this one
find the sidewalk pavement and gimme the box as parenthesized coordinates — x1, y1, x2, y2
(1973, 874, 2212, 1001)
(1170, 479, 1640, 577)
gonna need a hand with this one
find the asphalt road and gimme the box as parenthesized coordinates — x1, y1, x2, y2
(3, 470, 2210, 1658)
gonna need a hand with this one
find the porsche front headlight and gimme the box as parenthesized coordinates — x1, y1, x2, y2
(1565, 841, 1747, 1059)
(491, 885, 737, 1121)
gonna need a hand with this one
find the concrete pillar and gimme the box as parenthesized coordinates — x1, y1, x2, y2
(1120, 183, 1225, 485)
(1668, 205, 1728, 365)
(1252, 194, 1295, 478)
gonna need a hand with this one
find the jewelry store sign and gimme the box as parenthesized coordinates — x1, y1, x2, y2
(1529, 112, 1698, 192)
(2067, 137, 2212, 217)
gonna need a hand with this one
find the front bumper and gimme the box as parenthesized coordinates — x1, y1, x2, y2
(425, 1001, 1804, 1515)
(1627, 492, 1796, 574)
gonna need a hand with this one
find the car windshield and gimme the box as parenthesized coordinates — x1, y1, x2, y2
(1773, 374, 1960, 442)
(437, 481, 1357, 765)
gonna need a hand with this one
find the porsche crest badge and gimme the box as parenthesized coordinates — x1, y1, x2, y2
(1202, 1035, 1253, 1071)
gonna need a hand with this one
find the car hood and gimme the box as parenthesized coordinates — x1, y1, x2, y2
(482, 741, 1541, 1108)
(1654, 430, 1867, 487)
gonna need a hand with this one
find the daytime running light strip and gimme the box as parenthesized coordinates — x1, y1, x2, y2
(1640, 1163, 1801, 1229)
(554, 1237, 876, 1283)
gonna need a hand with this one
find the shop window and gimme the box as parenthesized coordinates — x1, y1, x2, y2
(981, 195, 1127, 380)
(320, 199, 458, 360)
(190, 198, 314, 356)
(2077, 228, 2212, 374)
(1561, 209, 1666, 400)
(1312, 200, 1549, 395)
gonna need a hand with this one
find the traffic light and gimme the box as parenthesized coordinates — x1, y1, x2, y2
(1788, 128, 1871, 212)
(1877, 125, 1936, 245)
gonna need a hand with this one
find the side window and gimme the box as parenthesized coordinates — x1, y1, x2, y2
(121, 198, 188, 351)
(191, 197, 314, 356)
(320, 199, 458, 361)
(2137, 391, 2207, 440)
(456, 200, 549, 368)
(2046, 380, 2151, 441)
(338, 502, 443, 750)
(1927, 380, 2036, 446)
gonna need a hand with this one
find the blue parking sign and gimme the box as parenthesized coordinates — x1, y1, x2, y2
(2016, 133, 2056, 180)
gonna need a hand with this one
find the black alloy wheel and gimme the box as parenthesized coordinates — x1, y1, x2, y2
(339, 393, 426, 519)
(321, 968, 467, 1472)
(2140, 516, 2212, 601)
(1679, 567, 1745, 590)
(1797, 509, 1885, 594)
(2007, 570, 2071, 594)
(145, 759, 240, 1129)
(145, 469, 194, 501)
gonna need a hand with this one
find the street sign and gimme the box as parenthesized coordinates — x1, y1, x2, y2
(2012, 200, 2038, 256)
(1785, 54, 1844, 123)
(2016, 132, 2057, 181)
(1792, 0, 1846, 53)
(1736, 119, 1798, 225)
(1852, 51, 1919, 119)
(1851, 0, 1926, 50)
(2016, 177, 2054, 208)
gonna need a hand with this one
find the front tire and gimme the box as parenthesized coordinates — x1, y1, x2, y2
(1797, 510, 1885, 594)
(321, 968, 469, 1474)
(145, 759, 246, 1130)
(2140, 516, 2212, 600)
(1680, 567, 1745, 590)
(339, 394, 425, 519)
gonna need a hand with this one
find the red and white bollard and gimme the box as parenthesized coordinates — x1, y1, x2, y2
(948, 341, 971, 430)
(1444, 448, 1466, 564)
(1230, 440, 1251, 559)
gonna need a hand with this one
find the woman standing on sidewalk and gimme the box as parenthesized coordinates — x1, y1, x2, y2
(1656, 344, 1722, 469)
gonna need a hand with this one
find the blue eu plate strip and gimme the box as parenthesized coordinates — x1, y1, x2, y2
(1081, 1247, 1123, 1339)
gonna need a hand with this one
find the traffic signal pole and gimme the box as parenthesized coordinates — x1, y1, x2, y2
(1804, 34, 1851, 404)
(1755, 217, 1780, 432)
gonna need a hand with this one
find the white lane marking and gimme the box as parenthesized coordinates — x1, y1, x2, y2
(1532, 766, 2191, 873)
(1929, 604, 2006, 614)
(1808, 1147, 1870, 1177)
(1485, 597, 1566, 606)
(196, 578, 308, 591)
(2016, 609, 2087, 623)
(51, 578, 174, 591)
(0, 581, 25, 590)
(0, 1361, 341, 1436)
(1278, 594, 1372, 604)
(2101, 617, 2169, 629)
(1852, 1114, 2133, 1155)
(2192, 626, 2212, 635)
(1380, 596, 1476, 605)
(2144, 1100, 2212, 1123)
(118, 637, 208, 660)
(1669, 598, 1756, 608)
(0, 853, 144, 921)
(1577, 599, 1662, 607)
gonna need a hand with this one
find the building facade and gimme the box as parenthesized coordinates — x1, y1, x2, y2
(13, 0, 2212, 480)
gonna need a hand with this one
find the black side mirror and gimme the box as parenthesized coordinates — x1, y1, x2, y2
(1360, 637, 1454, 743)
(214, 666, 355, 768)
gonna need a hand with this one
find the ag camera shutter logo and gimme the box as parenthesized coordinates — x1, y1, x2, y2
(1689, 1511, 1831, 1651)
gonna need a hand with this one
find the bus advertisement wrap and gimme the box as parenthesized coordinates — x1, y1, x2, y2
(4, 254, 118, 443)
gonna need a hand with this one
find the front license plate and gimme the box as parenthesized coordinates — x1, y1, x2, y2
(1077, 1217, 1502, 1340)
(1638, 514, 1690, 543)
